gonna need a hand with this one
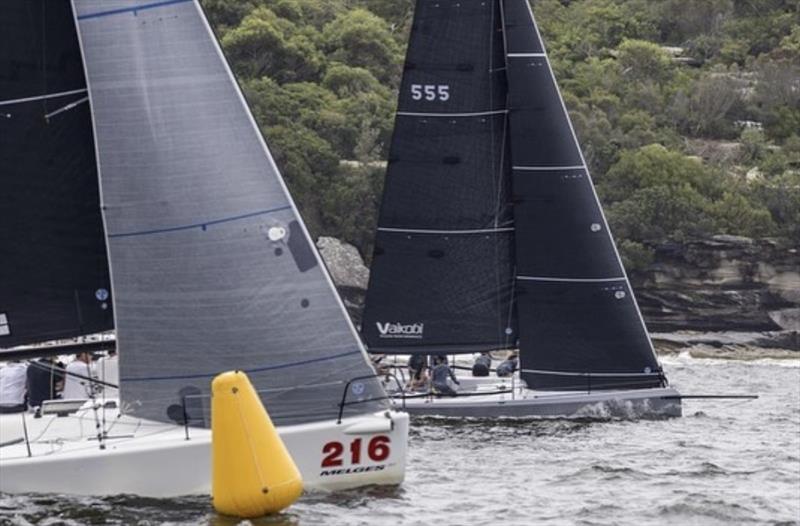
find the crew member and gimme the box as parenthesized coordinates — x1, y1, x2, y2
(26, 356, 65, 409)
(407, 354, 427, 390)
(0, 361, 28, 413)
(62, 352, 97, 400)
(431, 355, 460, 396)
(496, 352, 518, 378)
(97, 350, 119, 398)
(472, 352, 492, 377)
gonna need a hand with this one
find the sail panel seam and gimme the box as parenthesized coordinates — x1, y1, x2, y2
(397, 109, 507, 117)
(517, 276, 626, 283)
(121, 350, 362, 381)
(378, 227, 514, 235)
(513, 165, 585, 171)
(108, 205, 291, 238)
(77, 0, 193, 20)
(507, 53, 546, 57)
(0, 88, 88, 107)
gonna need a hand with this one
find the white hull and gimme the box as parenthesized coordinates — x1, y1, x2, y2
(0, 402, 408, 497)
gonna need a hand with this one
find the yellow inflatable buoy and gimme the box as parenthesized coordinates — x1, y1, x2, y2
(211, 371, 303, 518)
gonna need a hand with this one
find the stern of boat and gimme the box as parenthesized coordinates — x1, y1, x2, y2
(280, 408, 409, 491)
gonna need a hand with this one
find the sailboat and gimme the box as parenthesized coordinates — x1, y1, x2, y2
(0, 0, 407, 496)
(361, 0, 682, 418)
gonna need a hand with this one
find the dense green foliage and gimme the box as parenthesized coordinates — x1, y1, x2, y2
(205, 0, 799, 267)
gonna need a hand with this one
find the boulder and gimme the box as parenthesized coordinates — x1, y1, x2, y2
(316, 236, 370, 325)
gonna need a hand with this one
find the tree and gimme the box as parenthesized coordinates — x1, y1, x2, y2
(321, 9, 402, 84)
(221, 7, 324, 82)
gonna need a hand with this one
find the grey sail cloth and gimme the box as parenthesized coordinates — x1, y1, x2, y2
(501, 0, 663, 390)
(71, 0, 387, 425)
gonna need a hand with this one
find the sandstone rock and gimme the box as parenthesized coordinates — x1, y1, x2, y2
(316, 236, 370, 325)
(632, 238, 800, 334)
(316, 236, 369, 290)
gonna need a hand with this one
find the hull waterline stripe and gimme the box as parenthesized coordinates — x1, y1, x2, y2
(513, 165, 585, 171)
(0, 88, 87, 107)
(522, 368, 663, 377)
(77, 0, 193, 20)
(397, 109, 507, 118)
(109, 205, 292, 238)
(122, 350, 362, 382)
(378, 227, 514, 235)
(517, 276, 626, 283)
(507, 53, 546, 57)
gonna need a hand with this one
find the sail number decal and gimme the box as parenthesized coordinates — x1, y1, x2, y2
(321, 436, 391, 467)
(410, 84, 450, 101)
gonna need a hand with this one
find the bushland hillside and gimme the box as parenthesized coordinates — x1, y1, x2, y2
(204, 0, 800, 268)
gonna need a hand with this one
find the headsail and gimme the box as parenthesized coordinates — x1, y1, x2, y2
(0, 0, 113, 350)
(362, 0, 517, 354)
(71, 0, 387, 425)
(501, 0, 663, 390)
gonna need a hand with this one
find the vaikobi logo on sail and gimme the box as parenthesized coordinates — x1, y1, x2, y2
(376, 322, 424, 339)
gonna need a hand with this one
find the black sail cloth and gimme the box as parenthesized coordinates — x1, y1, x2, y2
(363, 0, 518, 354)
(364, 0, 666, 391)
(501, 0, 663, 390)
(0, 0, 113, 349)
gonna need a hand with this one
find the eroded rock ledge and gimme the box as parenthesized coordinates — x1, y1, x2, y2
(318, 235, 799, 351)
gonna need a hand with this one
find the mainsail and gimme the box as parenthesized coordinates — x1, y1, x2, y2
(15, 0, 386, 426)
(362, 0, 517, 354)
(0, 0, 113, 350)
(364, 0, 665, 391)
(502, 0, 662, 390)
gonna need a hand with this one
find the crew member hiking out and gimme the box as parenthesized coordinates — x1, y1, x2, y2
(431, 355, 460, 396)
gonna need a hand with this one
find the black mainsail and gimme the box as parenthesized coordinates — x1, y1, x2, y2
(0, 0, 113, 349)
(363, 0, 665, 391)
(362, 0, 517, 354)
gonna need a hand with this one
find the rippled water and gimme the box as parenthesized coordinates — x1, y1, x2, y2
(2, 355, 799, 526)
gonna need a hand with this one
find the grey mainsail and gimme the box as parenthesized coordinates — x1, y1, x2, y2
(71, 0, 386, 425)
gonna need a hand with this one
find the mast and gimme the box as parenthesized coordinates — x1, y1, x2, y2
(501, 0, 664, 390)
(362, 0, 517, 355)
(71, 0, 387, 425)
(0, 0, 113, 351)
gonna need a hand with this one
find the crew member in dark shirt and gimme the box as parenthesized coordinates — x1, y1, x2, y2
(406, 354, 427, 390)
(472, 352, 492, 377)
(431, 355, 460, 396)
(26, 356, 65, 409)
(496, 352, 518, 378)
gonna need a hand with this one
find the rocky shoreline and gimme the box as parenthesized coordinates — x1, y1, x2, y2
(317, 235, 799, 353)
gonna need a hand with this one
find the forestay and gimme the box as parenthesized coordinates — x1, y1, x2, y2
(362, 0, 517, 355)
(501, 0, 663, 390)
(71, 0, 386, 425)
(0, 0, 113, 350)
